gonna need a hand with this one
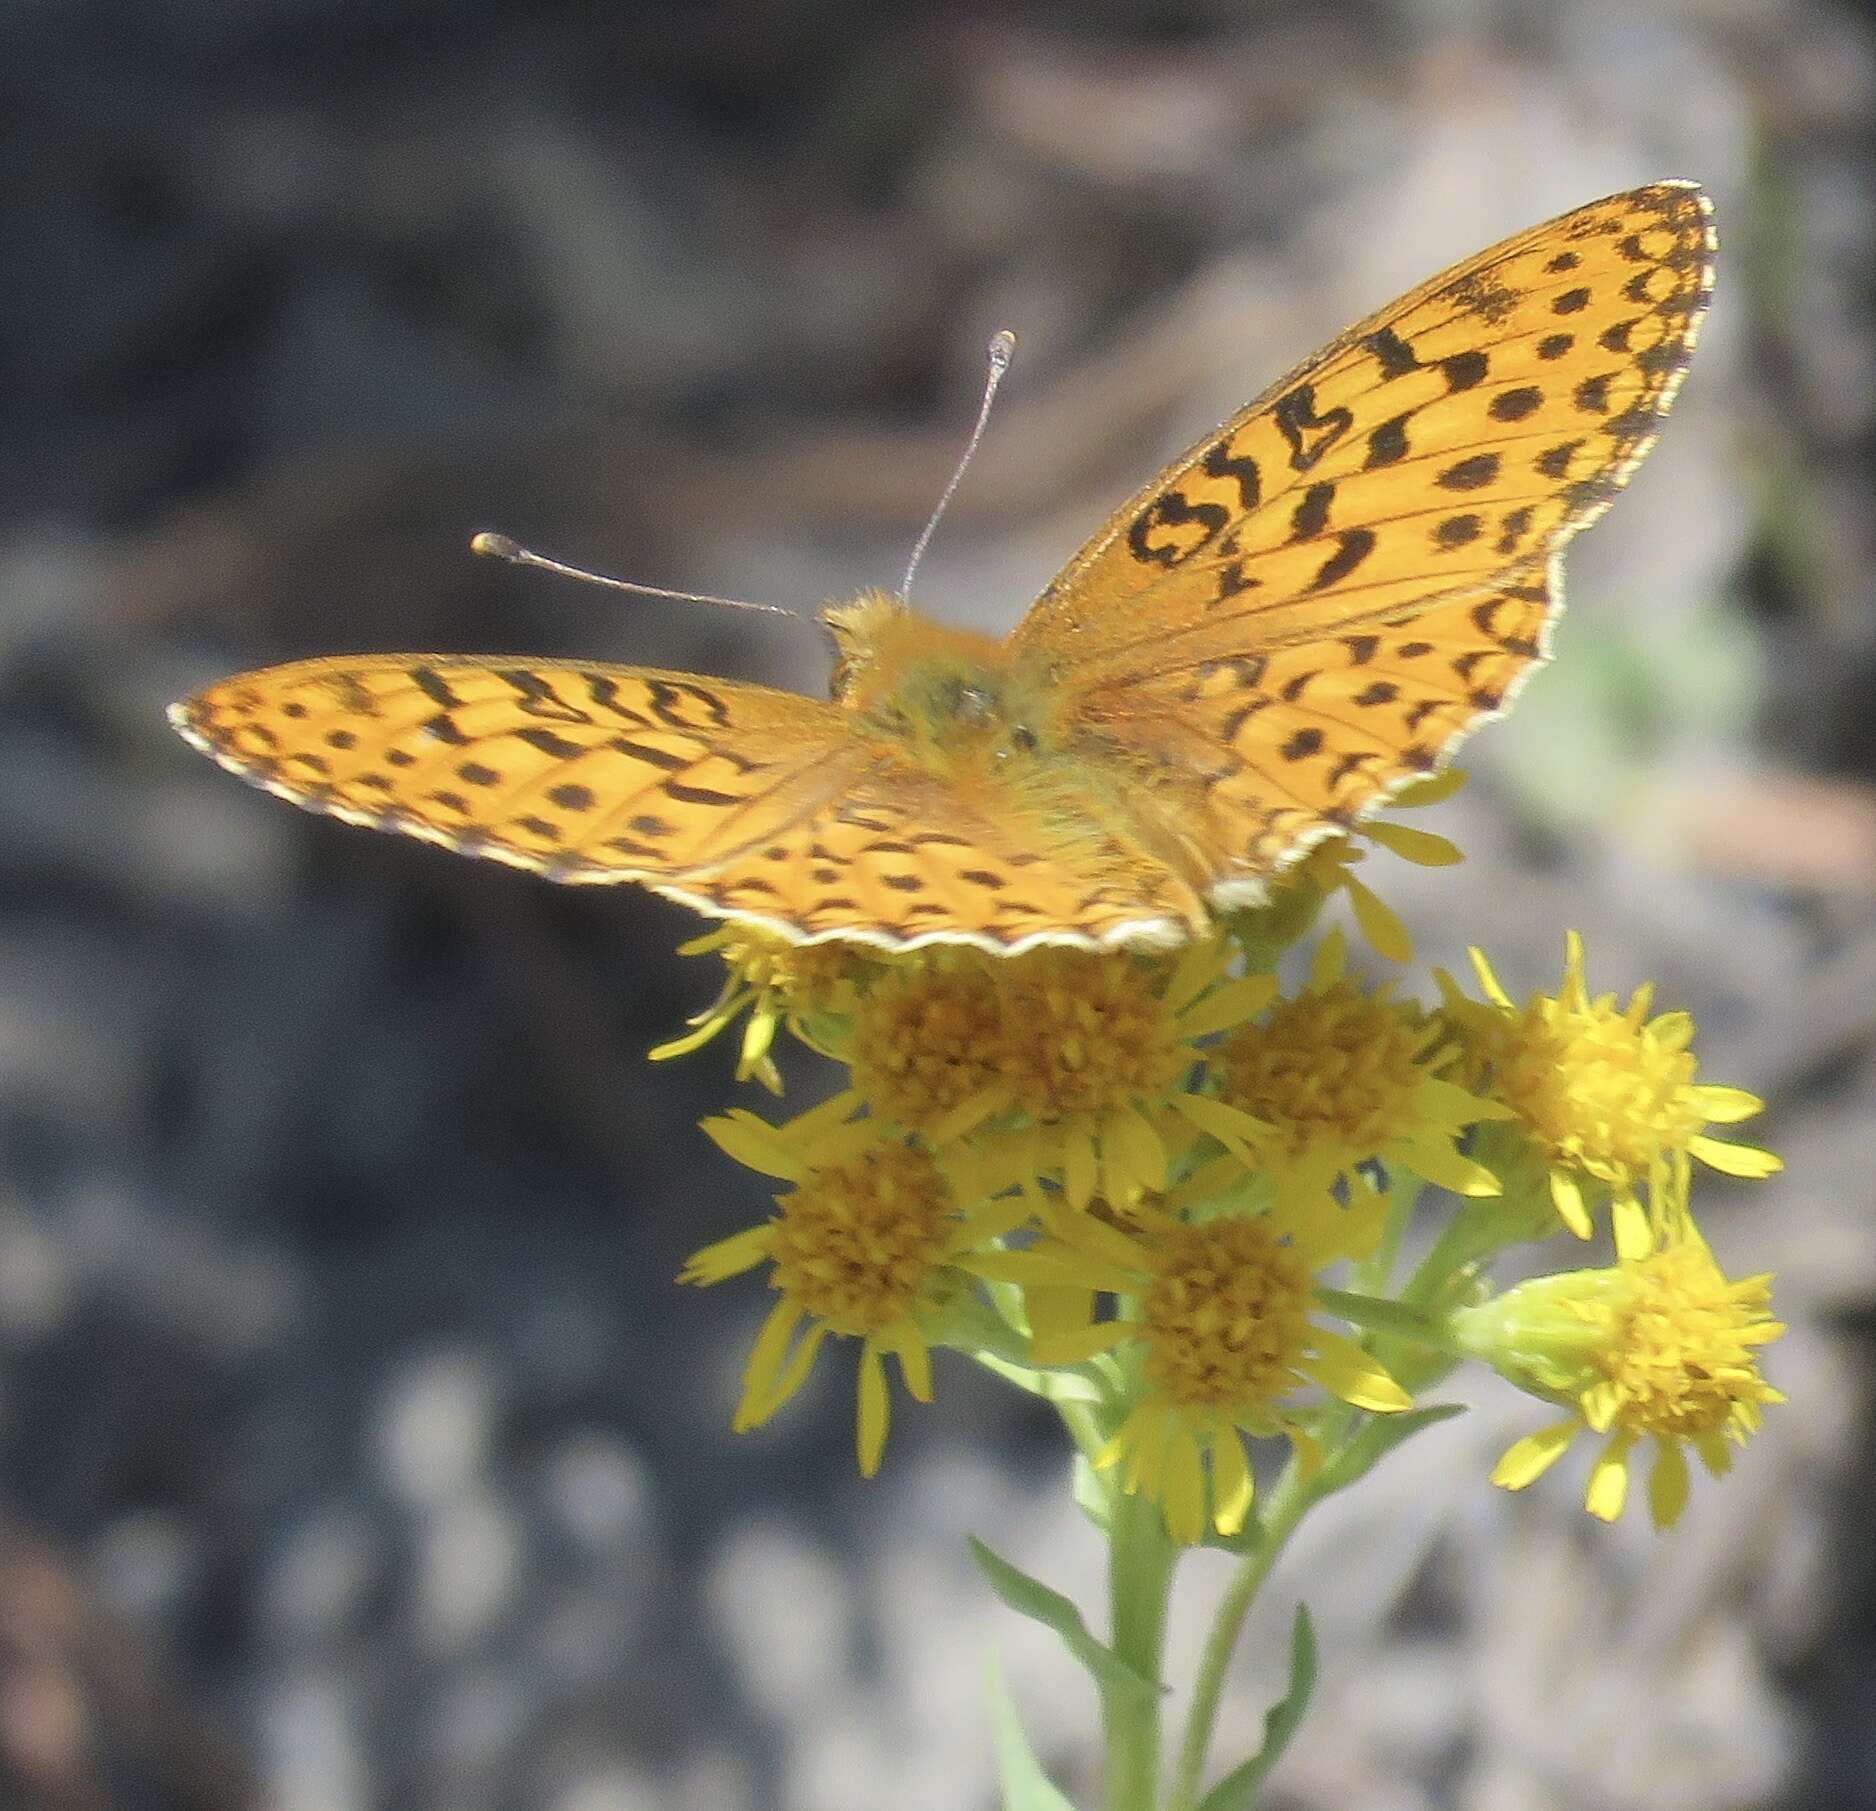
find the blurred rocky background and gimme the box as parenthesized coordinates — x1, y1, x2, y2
(1, 3, 1872, 1808)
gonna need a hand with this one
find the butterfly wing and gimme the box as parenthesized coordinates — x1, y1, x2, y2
(171, 655, 1201, 950)
(1079, 579, 1553, 901)
(1013, 182, 1713, 900)
(1012, 182, 1712, 683)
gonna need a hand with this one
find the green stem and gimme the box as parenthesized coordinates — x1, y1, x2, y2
(1168, 1451, 1317, 1811)
(1104, 1482, 1178, 1811)
(1312, 1287, 1460, 1353)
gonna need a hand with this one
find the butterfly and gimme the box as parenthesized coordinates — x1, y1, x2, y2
(172, 182, 1714, 955)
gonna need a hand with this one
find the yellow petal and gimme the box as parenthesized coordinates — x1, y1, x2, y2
(743, 1294, 803, 1392)
(738, 1005, 779, 1071)
(1343, 872, 1413, 964)
(1388, 767, 1467, 807)
(1107, 1106, 1168, 1198)
(1167, 1090, 1270, 1160)
(954, 1191, 1036, 1250)
(1688, 1135, 1784, 1179)
(1402, 1136, 1501, 1199)
(1695, 1080, 1763, 1126)
(735, 1298, 807, 1430)
(1048, 1203, 1159, 1275)
(1177, 974, 1278, 1038)
(1611, 1193, 1653, 1262)
(1414, 1076, 1517, 1124)
(699, 1111, 807, 1181)
(678, 1224, 773, 1285)
(649, 1017, 732, 1062)
(1647, 1438, 1690, 1529)
(1163, 936, 1224, 1013)
(1304, 1328, 1411, 1412)
(1283, 1420, 1324, 1479)
(1209, 1427, 1254, 1536)
(1363, 819, 1463, 867)
(1468, 945, 1515, 1010)
(926, 1089, 1003, 1147)
(894, 1329, 934, 1403)
(1549, 1169, 1592, 1239)
(857, 1343, 891, 1477)
(1584, 1431, 1634, 1522)
(1490, 1418, 1577, 1490)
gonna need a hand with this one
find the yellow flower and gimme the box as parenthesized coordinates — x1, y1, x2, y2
(1454, 1228, 1784, 1527)
(1216, 929, 1507, 1206)
(651, 925, 865, 1091)
(848, 950, 1011, 1141)
(849, 937, 1274, 1212)
(991, 1185, 1408, 1543)
(1449, 931, 1780, 1256)
(681, 1097, 1029, 1475)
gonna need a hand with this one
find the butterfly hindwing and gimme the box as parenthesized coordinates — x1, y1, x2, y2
(1080, 580, 1553, 900)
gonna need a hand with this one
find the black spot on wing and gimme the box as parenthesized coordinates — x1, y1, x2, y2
(1436, 453, 1500, 491)
(1489, 386, 1542, 422)
(1309, 529, 1375, 592)
(1289, 482, 1334, 541)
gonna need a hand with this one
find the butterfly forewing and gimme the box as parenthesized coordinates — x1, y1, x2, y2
(173, 657, 871, 877)
(1011, 182, 1713, 682)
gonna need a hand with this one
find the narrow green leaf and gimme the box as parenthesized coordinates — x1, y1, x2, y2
(987, 1653, 1081, 1811)
(970, 1537, 1160, 1709)
(1318, 1403, 1466, 1494)
(1193, 1605, 1318, 1811)
(972, 1348, 1109, 1406)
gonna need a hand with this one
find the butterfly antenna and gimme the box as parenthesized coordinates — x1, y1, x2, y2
(898, 328, 1016, 601)
(469, 532, 799, 619)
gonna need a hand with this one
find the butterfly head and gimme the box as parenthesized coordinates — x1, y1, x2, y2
(822, 589, 1054, 774)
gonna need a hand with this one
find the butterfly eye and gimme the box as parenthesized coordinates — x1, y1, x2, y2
(1009, 724, 1039, 754)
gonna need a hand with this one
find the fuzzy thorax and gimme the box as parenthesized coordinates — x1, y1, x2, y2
(823, 591, 1059, 774)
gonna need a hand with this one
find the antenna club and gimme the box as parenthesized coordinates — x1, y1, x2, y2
(470, 531, 522, 561)
(987, 329, 1017, 370)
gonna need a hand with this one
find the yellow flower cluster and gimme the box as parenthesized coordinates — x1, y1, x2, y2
(664, 791, 1785, 1537)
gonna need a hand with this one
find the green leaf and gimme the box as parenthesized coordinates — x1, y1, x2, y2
(969, 1538, 1160, 1709)
(987, 1654, 1080, 1811)
(1318, 1403, 1465, 1494)
(1193, 1605, 1318, 1811)
(972, 1347, 1109, 1406)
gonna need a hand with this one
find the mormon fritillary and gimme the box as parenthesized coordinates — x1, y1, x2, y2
(173, 183, 1714, 954)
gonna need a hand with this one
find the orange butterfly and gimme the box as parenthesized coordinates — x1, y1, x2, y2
(172, 182, 1713, 955)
